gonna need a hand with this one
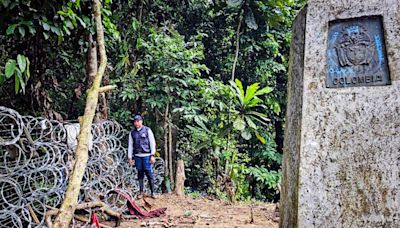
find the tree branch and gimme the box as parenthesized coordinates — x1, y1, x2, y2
(99, 85, 117, 93)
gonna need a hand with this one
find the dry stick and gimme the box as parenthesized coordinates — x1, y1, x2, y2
(27, 204, 40, 224)
(51, 1, 115, 225)
(249, 205, 254, 224)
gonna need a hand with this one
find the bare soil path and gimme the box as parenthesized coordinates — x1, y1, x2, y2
(114, 194, 279, 228)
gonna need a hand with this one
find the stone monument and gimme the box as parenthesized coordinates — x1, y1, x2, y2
(280, 0, 400, 227)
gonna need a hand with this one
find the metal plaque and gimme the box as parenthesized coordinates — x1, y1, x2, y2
(326, 16, 390, 88)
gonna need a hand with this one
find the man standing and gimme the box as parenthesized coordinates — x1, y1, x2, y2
(128, 114, 156, 198)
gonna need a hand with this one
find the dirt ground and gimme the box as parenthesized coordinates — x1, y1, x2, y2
(113, 193, 279, 228)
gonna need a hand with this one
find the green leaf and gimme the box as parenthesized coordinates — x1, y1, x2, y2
(255, 132, 266, 144)
(230, 80, 244, 104)
(5, 59, 16, 78)
(245, 117, 257, 129)
(241, 130, 252, 140)
(255, 86, 273, 96)
(6, 24, 16, 35)
(17, 55, 27, 72)
(50, 26, 61, 36)
(15, 70, 25, 94)
(28, 26, 36, 35)
(14, 72, 20, 94)
(0, 73, 5, 84)
(246, 97, 262, 108)
(249, 111, 270, 124)
(2, 0, 10, 7)
(65, 20, 74, 29)
(25, 58, 30, 80)
(42, 22, 50, 31)
(234, 79, 245, 98)
(244, 82, 260, 104)
(132, 19, 140, 31)
(43, 32, 50, 40)
(273, 102, 281, 114)
(77, 17, 86, 28)
(227, 0, 243, 7)
(18, 26, 25, 37)
(57, 10, 67, 16)
(233, 117, 246, 131)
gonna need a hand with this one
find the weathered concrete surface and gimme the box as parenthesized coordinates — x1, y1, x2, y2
(281, 0, 400, 227)
(280, 6, 306, 228)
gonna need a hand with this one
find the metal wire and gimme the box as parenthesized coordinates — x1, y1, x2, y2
(0, 106, 165, 227)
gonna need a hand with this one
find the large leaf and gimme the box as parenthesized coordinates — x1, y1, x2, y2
(5, 59, 16, 78)
(17, 55, 26, 72)
(233, 117, 246, 131)
(249, 111, 270, 124)
(255, 86, 273, 96)
(235, 79, 245, 98)
(246, 96, 262, 108)
(229, 80, 244, 104)
(245, 117, 257, 130)
(255, 132, 266, 144)
(244, 82, 260, 104)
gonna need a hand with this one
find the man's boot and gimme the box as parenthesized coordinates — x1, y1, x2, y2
(138, 177, 144, 199)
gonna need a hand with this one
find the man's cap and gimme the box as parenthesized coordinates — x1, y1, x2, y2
(131, 114, 143, 121)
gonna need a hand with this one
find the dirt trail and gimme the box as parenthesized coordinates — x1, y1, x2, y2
(115, 193, 279, 228)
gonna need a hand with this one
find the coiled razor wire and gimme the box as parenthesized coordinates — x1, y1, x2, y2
(0, 106, 165, 227)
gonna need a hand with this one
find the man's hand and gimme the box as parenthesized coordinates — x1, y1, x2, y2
(150, 155, 156, 164)
(128, 158, 135, 166)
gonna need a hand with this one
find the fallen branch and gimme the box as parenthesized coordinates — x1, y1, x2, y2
(46, 201, 121, 228)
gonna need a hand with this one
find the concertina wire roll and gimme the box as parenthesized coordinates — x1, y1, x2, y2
(0, 106, 165, 227)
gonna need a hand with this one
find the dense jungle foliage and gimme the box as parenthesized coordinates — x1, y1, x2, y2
(0, 0, 305, 202)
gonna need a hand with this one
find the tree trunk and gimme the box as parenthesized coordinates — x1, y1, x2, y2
(174, 160, 185, 196)
(168, 112, 174, 186)
(86, 33, 97, 89)
(52, 0, 115, 227)
(163, 103, 169, 186)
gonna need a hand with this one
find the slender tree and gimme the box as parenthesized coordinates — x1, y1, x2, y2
(52, 0, 115, 226)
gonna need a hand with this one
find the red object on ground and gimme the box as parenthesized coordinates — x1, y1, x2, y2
(91, 211, 100, 228)
(111, 189, 167, 219)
